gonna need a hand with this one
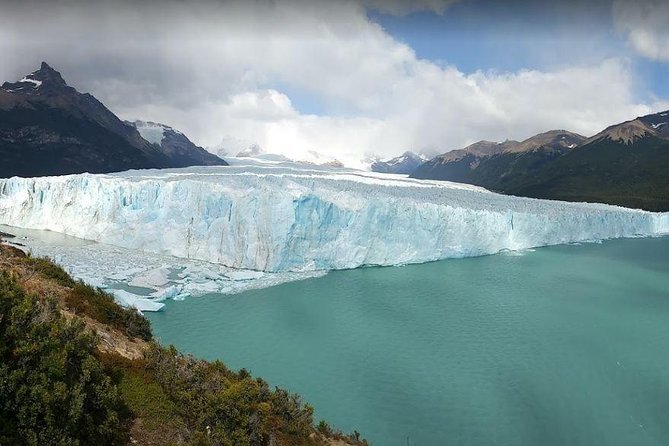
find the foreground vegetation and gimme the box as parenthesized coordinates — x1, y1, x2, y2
(0, 245, 367, 446)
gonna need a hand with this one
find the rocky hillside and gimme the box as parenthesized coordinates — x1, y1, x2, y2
(410, 139, 519, 183)
(411, 114, 669, 211)
(0, 63, 226, 178)
(0, 241, 366, 446)
(506, 115, 669, 211)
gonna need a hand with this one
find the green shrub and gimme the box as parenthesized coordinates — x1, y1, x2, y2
(143, 344, 319, 446)
(65, 281, 152, 341)
(0, 271, 130, 445)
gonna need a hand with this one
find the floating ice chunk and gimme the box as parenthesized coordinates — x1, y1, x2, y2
(150, 285, 182, 301)
(0, 224, 326, 312)
(129, 267, 170, 289)
(226, 270, 265, 280)
(108, 267, 146, 280)
(112, 289, 165, 312)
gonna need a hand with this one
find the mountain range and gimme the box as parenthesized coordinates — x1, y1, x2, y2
(370, 151, 427, 174)
(0, 62, 226, 178)
(411, 113, 669, 211)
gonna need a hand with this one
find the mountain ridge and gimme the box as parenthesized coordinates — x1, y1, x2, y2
(0, 62, 227, 178)
(411, 111, 669, 211)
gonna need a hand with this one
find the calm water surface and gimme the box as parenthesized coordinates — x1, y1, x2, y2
(147, 237, 669, 446)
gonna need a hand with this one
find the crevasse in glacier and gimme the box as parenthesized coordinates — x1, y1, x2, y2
(0, 162, 668, 273)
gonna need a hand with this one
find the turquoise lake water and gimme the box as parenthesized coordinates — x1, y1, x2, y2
(147, 237, 669, 446)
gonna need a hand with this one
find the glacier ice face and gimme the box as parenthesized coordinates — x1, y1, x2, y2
(0, 163, 668, 273)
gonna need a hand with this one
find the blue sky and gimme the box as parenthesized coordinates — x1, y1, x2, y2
(369, 0, 668, 101)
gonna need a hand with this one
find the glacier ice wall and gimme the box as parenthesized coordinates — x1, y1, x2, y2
(0, 164, 668, 273)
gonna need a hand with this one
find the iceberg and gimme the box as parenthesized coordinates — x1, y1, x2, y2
(0, 163, 668, 274)
(112, 289, 165, 313)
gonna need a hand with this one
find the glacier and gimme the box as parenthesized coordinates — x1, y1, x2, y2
(1, 161, 668, 275)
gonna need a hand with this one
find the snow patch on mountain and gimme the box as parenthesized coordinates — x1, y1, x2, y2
(18, 76, 42, 88)
(132, 120, 170, 145)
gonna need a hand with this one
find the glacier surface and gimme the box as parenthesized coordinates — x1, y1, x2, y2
(1, 162, 668, 275)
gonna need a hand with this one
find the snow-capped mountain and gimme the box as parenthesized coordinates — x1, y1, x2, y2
(640, 110, 669, 139)
(129, 120, 227, 167)
(0, 62, 226, 178)
(1, 69, 47, 94)
(370, 151, 428, 174)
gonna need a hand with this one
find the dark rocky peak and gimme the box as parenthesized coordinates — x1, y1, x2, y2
(1, 62, 70, 95)
(30, 62, 68, 87)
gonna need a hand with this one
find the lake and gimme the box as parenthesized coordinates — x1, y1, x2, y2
(147, 236, 669, 446)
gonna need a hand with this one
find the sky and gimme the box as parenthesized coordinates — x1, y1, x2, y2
(1, 0, 669, 167)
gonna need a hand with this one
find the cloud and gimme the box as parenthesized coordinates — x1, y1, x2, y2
(362, 0, 457, 16)
(227, 91, 297, 121)
(614, 0, 669, 62)
(0, 0, 666, 167)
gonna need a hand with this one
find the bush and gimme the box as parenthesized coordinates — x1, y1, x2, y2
(0, 271, 130, 445)
(143, 345, 319, 446)
(65, 281, 152, 341)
